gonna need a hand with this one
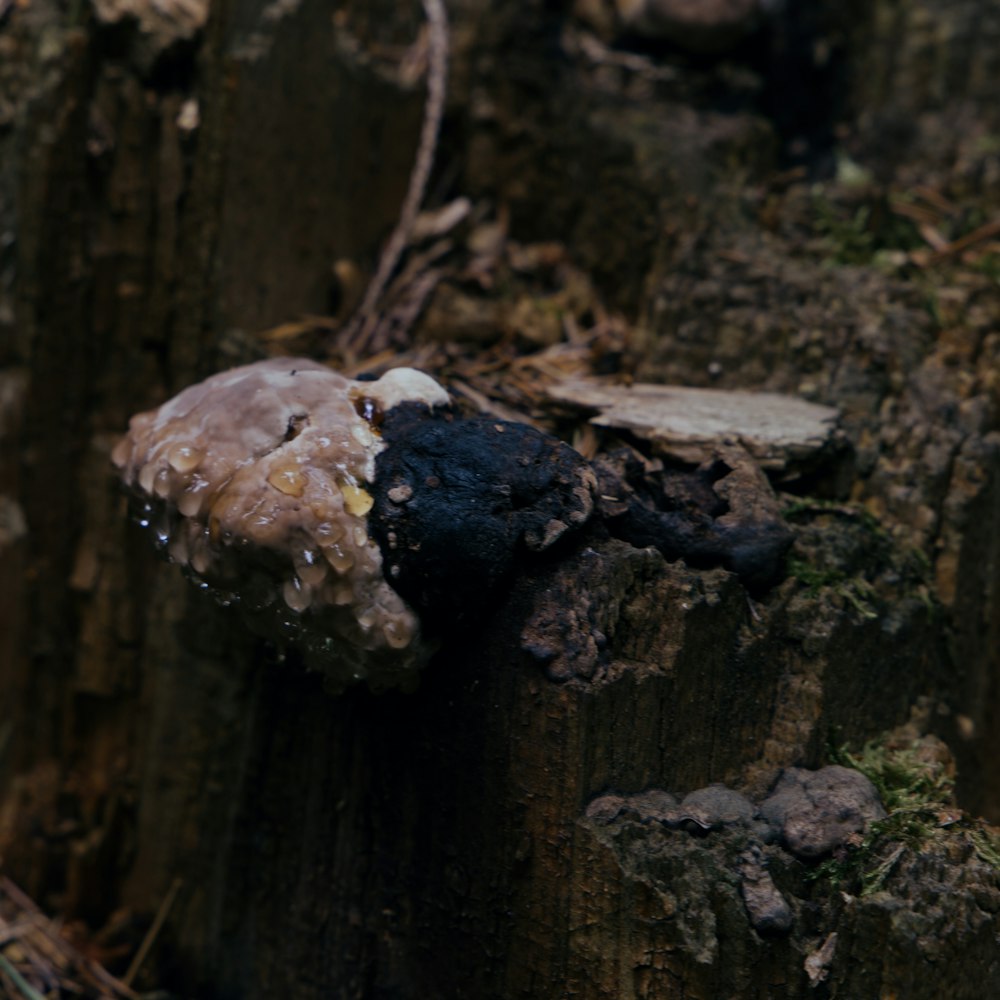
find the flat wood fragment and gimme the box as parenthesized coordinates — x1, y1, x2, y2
(547, 378, 840, 469)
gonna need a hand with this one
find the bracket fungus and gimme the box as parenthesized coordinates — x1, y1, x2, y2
(114, 359, 448, 689)
(115, 357, 797, 690)
(113, 357, 597, 690)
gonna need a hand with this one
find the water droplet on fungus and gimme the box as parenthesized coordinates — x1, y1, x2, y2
(115, 358, 450, 690)
(167, 443, 202, 473)
(283, 576, 312, 612)
(268, 465, 307, 497)
(341, 482, 374, 517)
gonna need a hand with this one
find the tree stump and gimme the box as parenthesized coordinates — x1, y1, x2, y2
(2, 0, 1000, 996)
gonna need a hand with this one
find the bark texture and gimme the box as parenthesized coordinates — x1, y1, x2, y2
(2, 0, 1000, 997)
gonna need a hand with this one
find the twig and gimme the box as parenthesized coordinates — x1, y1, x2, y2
(0, 920, 36, 948)
(0, 877, 139, 998)
(918, 216, 1000, 266)
(343, 0, 449, 354)
(449, 379, 545, 427)
(562, 24, 677, 81)
(0, 954, 46, 1000)
(0, 913, 61, 992)
(122, 877, 183, 988)
(376, 267, 448, 347)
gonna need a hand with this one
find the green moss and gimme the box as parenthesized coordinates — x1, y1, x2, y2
(833, 739, 954, 812)
(972, 133, 1000, 156)
(783, 498, 935, 622)
(785, 555, 880, 620)
(810, 189, 924, 267)
(813, 198, 877, 266)
(970, 827, 1000, 869)
(785, 554, 846, 592)
(837, 581, 879, 620)
(808, 739, 1000, 896)
(781, 497, 886, 539)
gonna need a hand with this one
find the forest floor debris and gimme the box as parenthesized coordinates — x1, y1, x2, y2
(0, 876, 141, 1000)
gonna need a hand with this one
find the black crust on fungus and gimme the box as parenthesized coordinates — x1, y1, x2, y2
(371, 407, 793, 633)
(370, 404, 597, 631)
(593, 451, 793, 595)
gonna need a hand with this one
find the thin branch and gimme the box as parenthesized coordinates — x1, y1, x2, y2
(0, 955, 46, 1000)
(343, 0, 449, 354)
(122, 877, 183, 988)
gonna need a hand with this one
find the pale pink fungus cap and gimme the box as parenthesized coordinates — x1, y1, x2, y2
(113, 357, 449, 690)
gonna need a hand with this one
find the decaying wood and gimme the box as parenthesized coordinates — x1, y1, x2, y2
(2, 0, 1000, 997)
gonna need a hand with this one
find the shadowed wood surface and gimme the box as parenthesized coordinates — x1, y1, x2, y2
(1, 0, 1000, 996)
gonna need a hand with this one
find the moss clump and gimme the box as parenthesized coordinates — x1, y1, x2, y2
(808, 738, 1000, 895)
(786, 555, 879, 619)
(782, 499, 887, 617)
(835, 739, 955, 813)
(783, 498, 935, 623)
(810, 188, 924, 268)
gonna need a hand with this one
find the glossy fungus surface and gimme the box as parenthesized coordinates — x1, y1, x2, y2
(114, 357, 448, 690)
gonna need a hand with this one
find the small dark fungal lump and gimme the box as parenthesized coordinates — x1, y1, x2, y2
(674, 784, 757, 832)
(586, 768, 886, 859)
(593, 443, 794, 594)
(587, 785, 761, 834)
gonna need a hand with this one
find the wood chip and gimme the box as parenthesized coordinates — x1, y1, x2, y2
(546, 378, 840, 470)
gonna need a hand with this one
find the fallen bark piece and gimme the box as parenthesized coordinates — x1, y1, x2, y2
(548, 377, 841, 472)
